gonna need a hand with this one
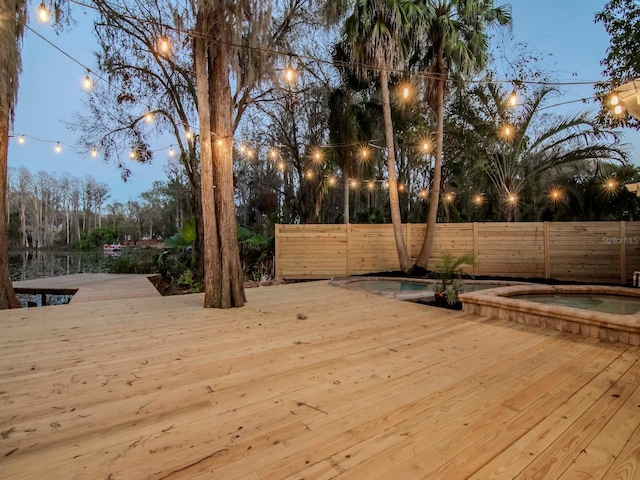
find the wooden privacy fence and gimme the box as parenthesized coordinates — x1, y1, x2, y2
(275, 221, 640, 284)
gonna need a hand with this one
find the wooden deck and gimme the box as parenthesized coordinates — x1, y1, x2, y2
(1, 275, 639, 479)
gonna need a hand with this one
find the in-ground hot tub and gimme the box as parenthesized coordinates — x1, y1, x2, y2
(460, 285, 640, 345)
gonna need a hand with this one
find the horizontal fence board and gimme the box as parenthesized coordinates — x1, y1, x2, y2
(275, 222, 640, 284)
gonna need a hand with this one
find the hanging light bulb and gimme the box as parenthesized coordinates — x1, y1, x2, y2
(508, 90, 518, 106)
(54, 142, 62, 153)
(168, 147, 175, 157)
(158, 36, 170, 55)
(328, 176, 337, 187)
(284, 66, 296, 83)
(402, 85, 410, 100)
(360, 146, 369, 160)
(246, 148, 254, 159)
(38, 2, 50, 22)
(473, 193, 485, 207)
(421, 140, 431, 153)
(216, 138, 224, 147)
(239, 144, 247, 154)
(368, 181, 375, 191)
(277, 161, 286, 171)
(90, 148, 98, 158)
(129, 149, 137, 160)
(185, 130, 192, 140)
(83, 74, 93, 90)
(549, 188, 562, 203)
(144, 111, 154, 123)
(610, 94, 620, 106)
(443, 192, 454, 203)
(506, 192, 519, 205)
(383, 181, 389, 189)
(312, 149, 323, 164)
(18, 135, 25, 144)
(419, 189, 428, 199)
(305, 169, 314, 179)
(398, 184, 405, 192)
(269, 148, 278, 159)
(613, 105, 624, 115)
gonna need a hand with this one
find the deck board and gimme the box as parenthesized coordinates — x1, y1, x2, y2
(1, 275, 639, 479)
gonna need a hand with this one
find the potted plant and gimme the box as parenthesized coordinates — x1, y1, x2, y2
(433, 251, 476, 308)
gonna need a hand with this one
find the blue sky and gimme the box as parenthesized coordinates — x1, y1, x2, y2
(8, 0, 637, 204)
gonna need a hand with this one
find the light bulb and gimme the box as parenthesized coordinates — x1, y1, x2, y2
(422, 141, 431, 152)
(269, 148, 278, 159)
(38, 2, 50, 22)
(90, 148, 98, 158)
(368, 181, 375, 190)
(420, 189, 427, 199)
(83, 75, 93, 90)
(144, 112, 154, 123)
(185, 131, 192, 140)
(54, 142, 61, 153)
(402, 86, 410, 99)
(168, 147, 175, 157)
(277, 161, 285, 171)
(216, 138, 223, 147)
(610, 94, 619, 106)
(18, 135, 25, 144)
(614, 105, 623, 115)
(129, 150, 137, 159)
(158, 36, 170, 55)
(284, 66, 296, 83)
(508, 91, 518, 106)
(328, 176, 337, 186)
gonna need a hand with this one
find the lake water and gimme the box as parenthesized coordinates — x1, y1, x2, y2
(9, 250, 114, 282)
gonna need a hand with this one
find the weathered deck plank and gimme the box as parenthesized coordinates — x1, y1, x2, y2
(1, 275, 639, 479)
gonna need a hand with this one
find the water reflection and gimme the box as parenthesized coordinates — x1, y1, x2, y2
(9, 250, 113, 282)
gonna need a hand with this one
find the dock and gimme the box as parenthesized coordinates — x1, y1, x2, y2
(1, 274, 639, 479)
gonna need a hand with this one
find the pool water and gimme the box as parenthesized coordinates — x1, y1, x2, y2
(514, 294, 640, 315)
(347, 280, 431, 293)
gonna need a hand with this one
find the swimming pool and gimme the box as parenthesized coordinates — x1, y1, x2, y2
(331, 277, 530, 301)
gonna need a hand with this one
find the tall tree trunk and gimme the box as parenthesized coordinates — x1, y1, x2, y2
(416, 62, 445, 270)
(380, 64, 412, 272)
(0, 0, 21, 308)
(195, 5, 245, 308)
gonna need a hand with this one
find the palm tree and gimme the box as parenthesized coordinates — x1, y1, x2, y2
(330, 0, 424, 273)
(414, 0, 511, 270)
(475, 85, 628, 221)
(0, 0, 26, 309)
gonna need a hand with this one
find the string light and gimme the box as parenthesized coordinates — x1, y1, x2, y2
(508, 90, 518, 106)
(157, 35, 170, 55)
(269, 148, 279, 160)
(216, 138, 224, 147)
(421, 140, 431, 153)
(367, 181, 375, 191)
(610, 94, 620, 106)
(604, 177, 618, 192)
(245, 148, 254, 159)
(90, 148, 98, 158)
(312, 149, 323, 164)
(328, 176, 337, 186)
(350, 179, 358, 188)
(54, 142, 62, 153)
(506, 192, 519, 205)
(168, 146, 175, 157)
(18, 135, 25, 144)
(185, 131, 193, 140)
(613, 105, 624, 115)
(284, 66, 296, 83)
(473, 193, 485, 207)
(129, 149, 137, 159)
(38, 2, 50, 22)
(398, 184, 405, 192)
(419, 189, 428, 199)
(443, 192, 454, 203)
(82, 74, 93, 90)
(305, 169, 314, 179)
(277, 161, 285, 171)
(360, 146, 369, 160)
(401, 84, 411, 100)
(549, 187, 562, 203)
